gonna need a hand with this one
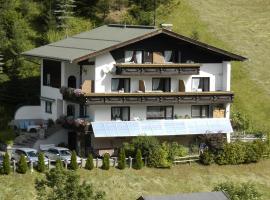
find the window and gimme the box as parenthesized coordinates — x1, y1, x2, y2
(79, 104, 85, 117)
(67, 104, 75, 117)
(111, 107, 130, 121)
(143, 51, 153, 63)
(152, 78, 171, 92)
(192, 77, 210, 92)
(164, 50, 174, 63)
(48, 149, 59, 155)
(125, 51, 142, 63)
(43, 59, 61, 88)
(191, 105, 209, 118)
(68, 76, 76, 88)
(147, 106, 173, 119)
(177, 51, 182, 63)
(46, 74, 51, 85)
(111, 78, 130, 92)
(45, 101, 52, 113)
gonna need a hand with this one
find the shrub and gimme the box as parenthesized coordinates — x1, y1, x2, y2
(231, 111, 250, 131)
(213, 181, 262, 200)
(200, 149, 214, 165)
(85, 154, 94, 170)
(118, 148, 126, 170)
(17, 155, 28, 174)
(131, 136, 159, 159)
(1, 152, 11, 175)
(123, 142, 135, 157)
(102, 153, 110, 170)
(190, 144, 199, 155)
(168, 142, 188, 161)
(69, 151, 78, 170)
(35, 166, 105, 200)
(215, 142, 246, 165)
(134, 149, 143, 170)
(36, 152, 46, 173)
(148, 144, 171, 168)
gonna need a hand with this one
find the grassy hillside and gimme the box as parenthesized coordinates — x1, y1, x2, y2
(157, 0, 270, 132)
(1, 161, 270, 199)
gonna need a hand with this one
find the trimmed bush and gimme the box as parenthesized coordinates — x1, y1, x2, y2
(36, 152, 46, 173)
(200, 149, 214, 165)
(134, 149, 143, 170)
(118, 148, 126, 170)
(85, 154, 94, 170)
(1, 152, 11, 175)
(17, 155, 28, 174)
(213, 181, 262, 200)
(102, 153, 110, 170)
(69, 150, 78, 170)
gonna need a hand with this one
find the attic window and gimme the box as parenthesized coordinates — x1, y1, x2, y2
(125, 51, 142, 63)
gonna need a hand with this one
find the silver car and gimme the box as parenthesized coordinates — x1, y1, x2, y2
(44, 147, 81, 164)
(11, 148, 49, 165)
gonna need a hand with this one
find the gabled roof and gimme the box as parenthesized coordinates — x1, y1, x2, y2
(22, 24, 246, 63)
(137, 192, 230, 200)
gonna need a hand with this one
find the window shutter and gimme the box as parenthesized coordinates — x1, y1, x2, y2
(179, 80, 185, 92)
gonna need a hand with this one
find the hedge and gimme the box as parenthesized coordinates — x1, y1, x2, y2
(201, 140, 269, 165)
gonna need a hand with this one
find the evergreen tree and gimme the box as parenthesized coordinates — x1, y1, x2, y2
(69, 150, 78, 170)
(37, 152, 46, 173)
(96, 0, 110, 20)
(2, 152, 11, 175)
(102, 153, 110, 170)
(118, 148, 126, 170)
(85, 154, 94, 170)
(54, 0, 76, 37)
(55, 158, 63, 170)
(134, 149, 143, 170)
(17, 155, 28, 174)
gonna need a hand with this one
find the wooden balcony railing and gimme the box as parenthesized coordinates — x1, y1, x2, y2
(114, 63, 200, 75)
(83, 91, 233, 105)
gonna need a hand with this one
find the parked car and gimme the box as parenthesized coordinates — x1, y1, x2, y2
(11, 148, 49, 166)
(44, 147, 81, 164)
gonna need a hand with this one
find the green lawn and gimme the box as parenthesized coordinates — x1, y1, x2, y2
(157, 0, 270, 132)
(1, 160, 270, 200)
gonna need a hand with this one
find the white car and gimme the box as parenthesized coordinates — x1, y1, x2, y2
(11, 148, 49, 165)
(44, 147, 81, 164)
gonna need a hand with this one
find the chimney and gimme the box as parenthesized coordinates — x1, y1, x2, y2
(161, 24, 173, 31)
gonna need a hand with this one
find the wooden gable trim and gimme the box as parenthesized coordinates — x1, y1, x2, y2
(73, 29, 247, 63)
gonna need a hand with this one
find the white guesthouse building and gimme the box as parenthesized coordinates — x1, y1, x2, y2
(17, 24, 246, 155)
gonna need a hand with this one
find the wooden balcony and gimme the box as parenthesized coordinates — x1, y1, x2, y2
(83, 91, 234, 105)
(114, 63, 200, 76)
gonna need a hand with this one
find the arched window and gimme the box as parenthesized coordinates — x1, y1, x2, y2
(67, 104, 75, 117)
(68, 76, 76, 88)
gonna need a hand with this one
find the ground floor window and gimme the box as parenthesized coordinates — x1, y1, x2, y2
(191, 105, 209, 118)
(45, 101, 52, 113)
(67, 104, 75, 117)
(111, 107, 130, 121)
(147, 106, 173, 119)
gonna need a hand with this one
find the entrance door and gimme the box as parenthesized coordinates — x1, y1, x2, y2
(68, 131, 77, 151)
